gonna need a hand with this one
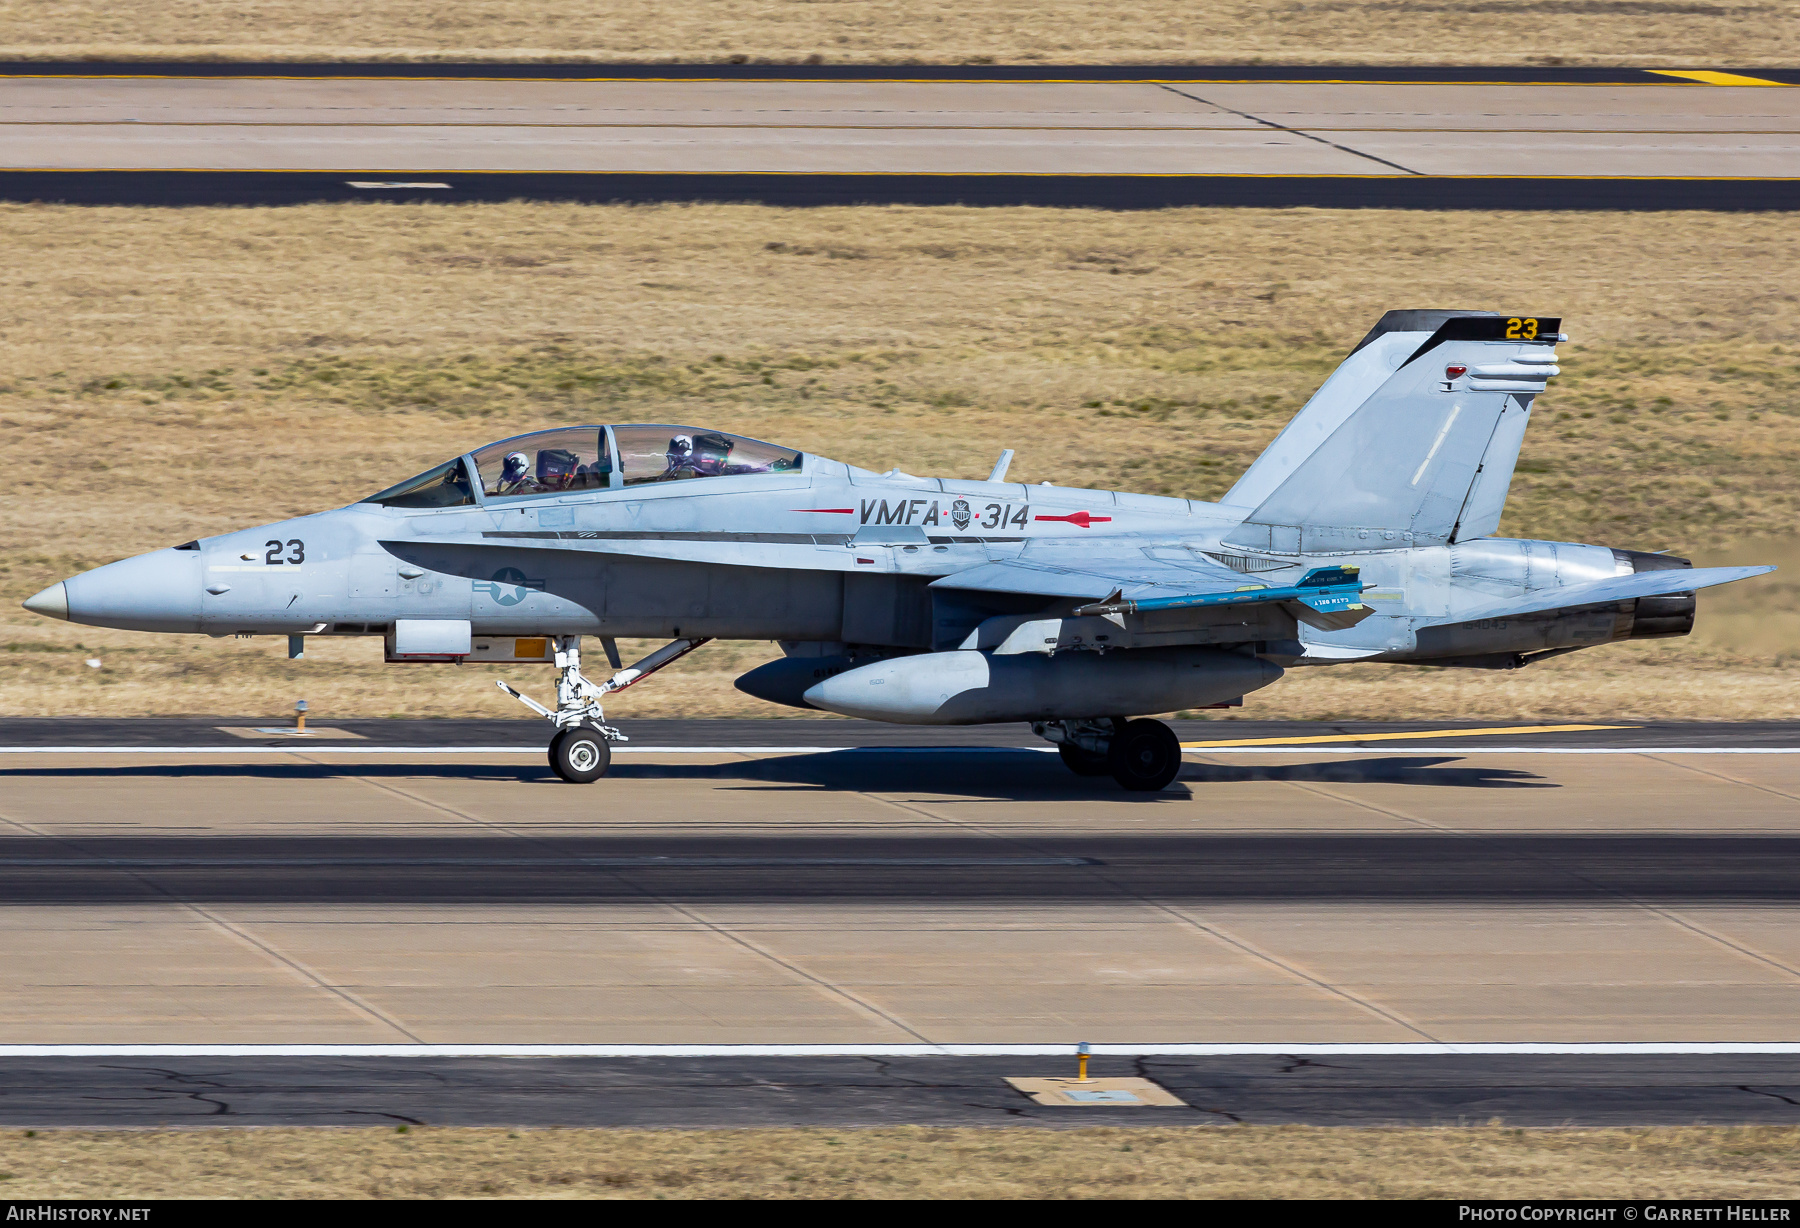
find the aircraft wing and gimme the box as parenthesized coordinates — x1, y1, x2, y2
(1424, 565, 1774, 625)
(932, 552, 1372, 629)
(930, 551, 1253, 601)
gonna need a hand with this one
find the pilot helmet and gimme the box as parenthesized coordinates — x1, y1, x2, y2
(666, 435, 694, 466)
(500, 451, 530, 482)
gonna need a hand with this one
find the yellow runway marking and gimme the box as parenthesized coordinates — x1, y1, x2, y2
(1182, 723, 1631, 748)
(1649, 70, 1794, 87)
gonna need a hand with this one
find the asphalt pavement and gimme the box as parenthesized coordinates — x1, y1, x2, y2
(2, 721, 1799, 1125)
(3, 716, 1798, 749)
(2, 63, 1794, 208)
(3, 1054, 1797, 1127)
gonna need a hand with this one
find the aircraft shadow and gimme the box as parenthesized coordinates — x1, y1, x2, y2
(0, 751, 1550, 798)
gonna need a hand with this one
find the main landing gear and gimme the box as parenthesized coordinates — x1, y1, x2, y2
(497, 635, 711, 783)
(1035, 717, 1185, 792)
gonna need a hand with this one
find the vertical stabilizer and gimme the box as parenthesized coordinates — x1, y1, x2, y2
(1224, 313, 1561, 554)
(1225, 310, 1498, 510)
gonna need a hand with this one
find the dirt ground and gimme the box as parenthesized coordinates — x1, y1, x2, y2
(0, 201, 1794, 721)
(0, 0, 1794, 68)
(0, 1125, 1797, 1199)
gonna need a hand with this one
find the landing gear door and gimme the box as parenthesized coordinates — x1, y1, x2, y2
(468, 636, 558, 664)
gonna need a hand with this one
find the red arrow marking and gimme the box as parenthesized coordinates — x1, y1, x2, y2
(1034, 511, 1113, 528)
(793, 508, 856, 514)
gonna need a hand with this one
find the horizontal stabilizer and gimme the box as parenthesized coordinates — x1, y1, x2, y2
(1427, 565, 1774, 625)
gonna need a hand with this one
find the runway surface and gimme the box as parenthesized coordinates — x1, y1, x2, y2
(3, 716, 1798, 750)
(12, 64, 1796, 83)
(0, 64, 1794, 207)
(5, 1054, 1798, 1128)
(2, 719, 1799, 1124)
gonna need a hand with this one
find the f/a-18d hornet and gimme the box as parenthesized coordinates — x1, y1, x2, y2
(24, 310, 1773, 790)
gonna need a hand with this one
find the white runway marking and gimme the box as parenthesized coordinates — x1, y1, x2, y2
(0, 1043, 1797, 1057)
(0, 745, 1798, 755)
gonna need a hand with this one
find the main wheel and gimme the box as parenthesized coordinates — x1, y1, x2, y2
(1058, 742, 1112, 777)
(1108, 719, 1183, 792)
(549, 727, 611, 783)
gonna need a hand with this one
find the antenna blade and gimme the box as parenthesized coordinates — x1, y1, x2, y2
(988, 449, 1015, 482)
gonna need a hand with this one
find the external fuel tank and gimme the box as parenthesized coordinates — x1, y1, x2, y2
(799, 646, 1282, 725)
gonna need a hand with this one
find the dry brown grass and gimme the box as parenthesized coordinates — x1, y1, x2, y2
(0, 201, 1795, 721)
(1, 1, 1796, 68)
(1, 1125, 1799, 1198)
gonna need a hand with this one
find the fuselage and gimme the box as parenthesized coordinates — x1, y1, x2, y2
(33, 433, 1673, 668)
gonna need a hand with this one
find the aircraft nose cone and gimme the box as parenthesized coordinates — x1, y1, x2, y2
(22, 582, 68, 621)
(61, 549, 204, 633)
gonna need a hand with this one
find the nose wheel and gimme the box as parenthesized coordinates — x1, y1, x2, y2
(549, 726, 611, 783)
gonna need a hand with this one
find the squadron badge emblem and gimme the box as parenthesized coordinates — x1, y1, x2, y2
(951, 498, 972, 530)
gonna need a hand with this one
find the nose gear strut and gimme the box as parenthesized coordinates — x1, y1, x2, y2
(495, 634, 711, 781)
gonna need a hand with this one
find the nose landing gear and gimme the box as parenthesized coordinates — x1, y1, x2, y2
(1035, 716, 1185, 792)
(548, 726, 611, 783)
(497, 634, 711, 782)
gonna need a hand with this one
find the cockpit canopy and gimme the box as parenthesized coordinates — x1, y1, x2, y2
(362, 425, 804, 508)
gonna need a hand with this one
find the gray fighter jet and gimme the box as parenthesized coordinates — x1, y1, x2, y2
(23, 311, 1773, 789)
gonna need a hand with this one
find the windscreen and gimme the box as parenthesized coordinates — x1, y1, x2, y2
(613, 424, 803, 486)
(361, 457, 476, 508)
(470, 428, 612, 501)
